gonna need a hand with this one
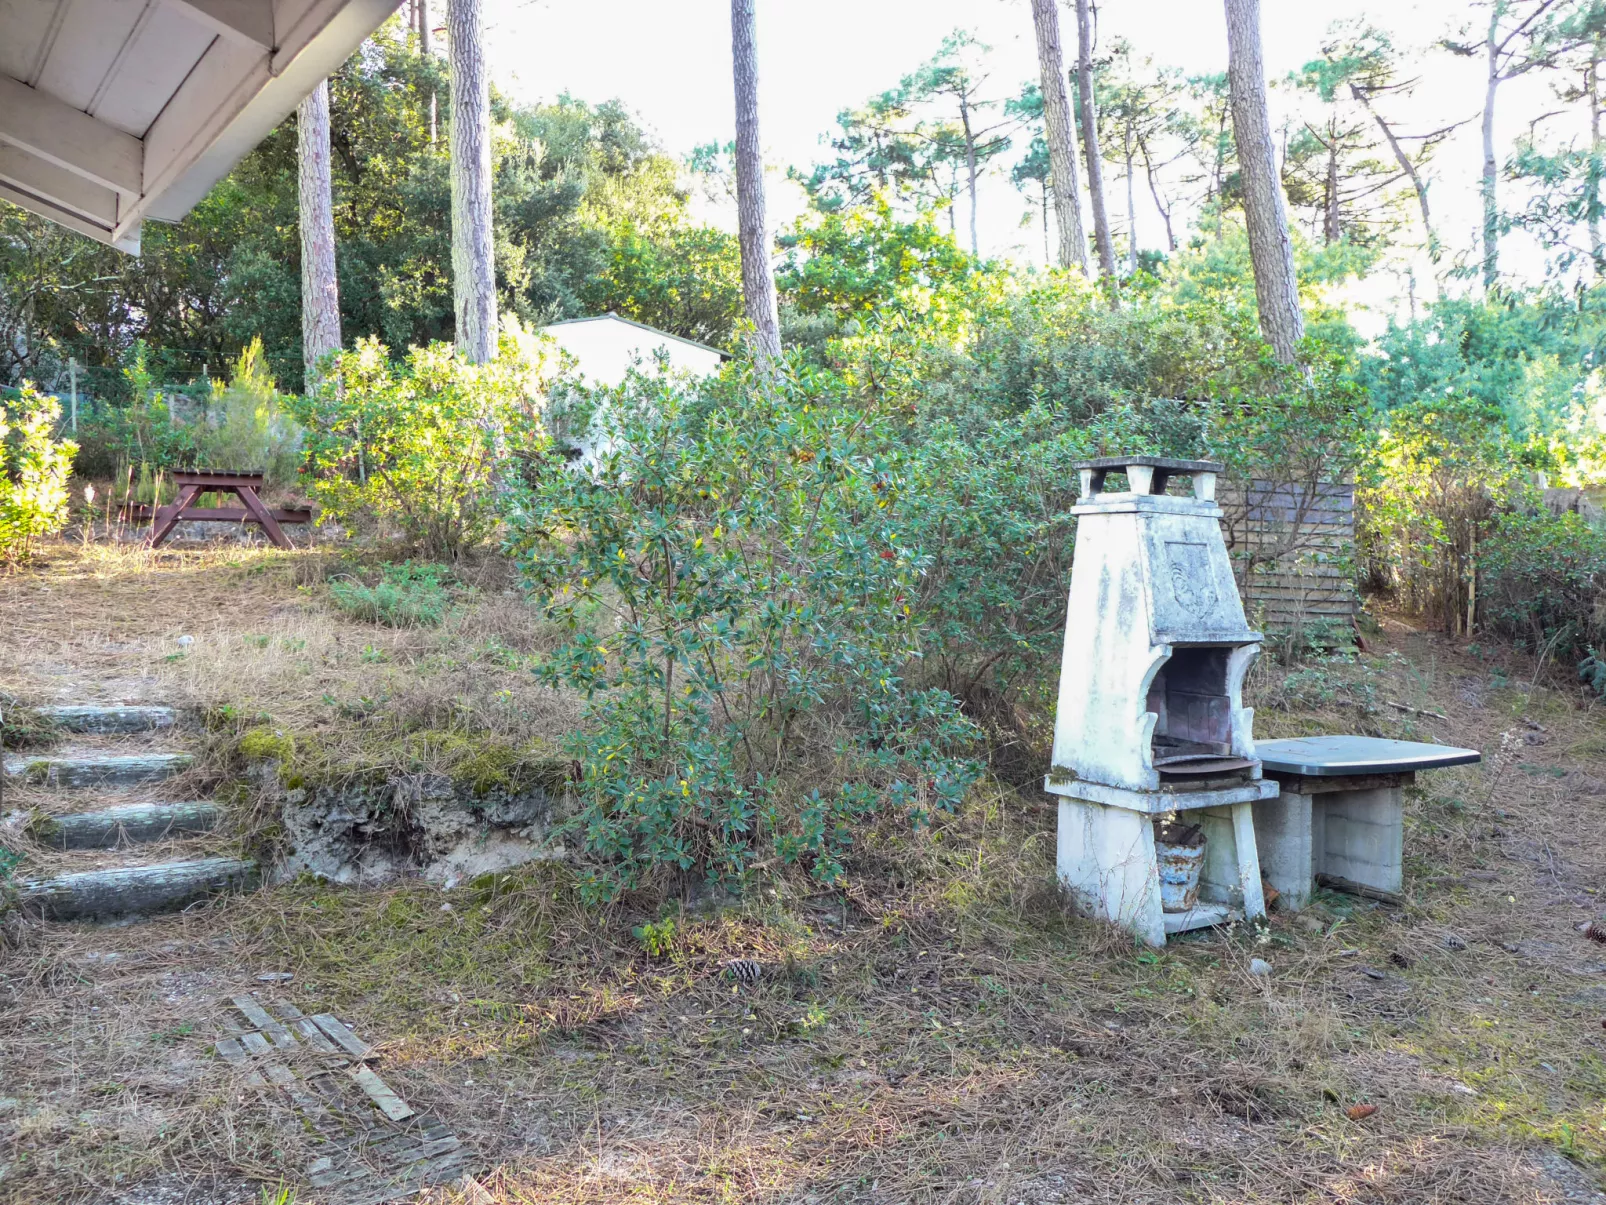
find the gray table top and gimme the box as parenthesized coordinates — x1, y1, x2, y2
(1255, 735, 1482, 777)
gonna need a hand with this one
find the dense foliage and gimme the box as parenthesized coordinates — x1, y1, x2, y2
(292, 327, 551, 558)
(0, 384, 76, 564)
(0, 22, 742, 396)
(508, 364, 982, 900)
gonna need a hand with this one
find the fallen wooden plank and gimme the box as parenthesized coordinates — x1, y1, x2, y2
(347, 1065, 415, 1121)
(312, 1014, 374, 1060)
(287, 1016, 343, 1055)
(231, 996, 296, 1049)
(1316, 872, 1404, 907)
(214, 1036, 267, 1087)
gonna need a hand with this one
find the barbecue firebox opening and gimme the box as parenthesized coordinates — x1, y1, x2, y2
(1146, 646, 1253, 777)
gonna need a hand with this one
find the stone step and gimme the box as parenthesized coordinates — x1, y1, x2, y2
(18, 857, 257, 920)
(32, 705, 176, 735)
(2, 752, 193, 789)
(27, 801, 220, 849)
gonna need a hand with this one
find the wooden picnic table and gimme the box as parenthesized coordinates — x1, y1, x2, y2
(121, 470, 310, 550)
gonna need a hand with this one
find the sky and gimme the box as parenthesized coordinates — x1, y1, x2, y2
(479, 1, 1577, 319)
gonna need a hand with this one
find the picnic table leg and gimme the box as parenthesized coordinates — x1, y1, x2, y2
(148, 485, 201, 548)
(235, 485, 294, 550)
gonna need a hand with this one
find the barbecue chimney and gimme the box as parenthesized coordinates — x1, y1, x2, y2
(1046, 456, 1277, 944)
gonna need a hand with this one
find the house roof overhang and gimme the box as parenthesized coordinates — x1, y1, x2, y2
(0, 0, 396, 253)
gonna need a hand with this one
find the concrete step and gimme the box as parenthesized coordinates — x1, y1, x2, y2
(33, 705, 176, 735)
(28, 801, 220, 849)
(3, 752, 193, 789)
(18, 857, 257, 920)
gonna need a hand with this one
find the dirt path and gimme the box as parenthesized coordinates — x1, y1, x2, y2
(3, 544, 1606, 1204)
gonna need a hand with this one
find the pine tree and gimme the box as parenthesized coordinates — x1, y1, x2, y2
(1224, 0, 1304, 362)
(731, 0, 782, 366)
(297, 80, 342, 385)
(448, 0, 495, 363)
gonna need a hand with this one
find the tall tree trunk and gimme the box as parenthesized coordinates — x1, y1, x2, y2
(730, 0, 782, 367)
(418, 0, 436, 145)
(1353, 84, 1437, 260)
(1590, 43, 1603, 276)
(1323, 133, 1340, 244)
(1124, 125, 1138, 274)
(1481, 10, 1502, 291)
(959, 93, 980, 257)
(1224, 0, 1304, 363)
(448, 0, 495, 363)
(1074, 0, 1116, 277)
(1028, 0, 1089, 273)
(297, 80, 342, 387)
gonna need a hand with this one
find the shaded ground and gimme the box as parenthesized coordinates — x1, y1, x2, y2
(3, 540, 1606, 1204)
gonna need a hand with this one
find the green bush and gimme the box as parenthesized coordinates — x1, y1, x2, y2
(191, 339, 303, 485)
(292, 327, 552, 558)
(508, 362, 982, 902)
(1479, 509, 1606, 658)
(0, 382, 76, 563)
(1359, 396, 1532, 634)
(329, 561, 454, 627)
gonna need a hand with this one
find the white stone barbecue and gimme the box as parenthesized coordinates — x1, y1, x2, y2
(1047, 456, 1277, 945)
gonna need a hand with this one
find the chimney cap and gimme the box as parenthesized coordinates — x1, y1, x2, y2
(1074, 455, 1223, 474)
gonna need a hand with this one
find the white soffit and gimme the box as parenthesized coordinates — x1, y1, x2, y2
(0, 0, 395, 253)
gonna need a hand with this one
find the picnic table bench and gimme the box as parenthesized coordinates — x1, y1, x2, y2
(120, 470, 310, 550)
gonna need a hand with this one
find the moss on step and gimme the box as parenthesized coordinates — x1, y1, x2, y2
(0, 706, 59, 751)
(235, 722, 568, 800)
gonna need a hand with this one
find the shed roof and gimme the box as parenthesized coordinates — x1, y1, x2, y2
(0, 0, 395, 252)
(545, 313, 731, 361)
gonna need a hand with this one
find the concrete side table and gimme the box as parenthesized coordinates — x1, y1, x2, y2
(1251, 736, 1481, 910)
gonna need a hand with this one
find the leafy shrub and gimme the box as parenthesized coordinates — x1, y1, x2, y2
(1479, 509, 1606, 658)
(631, 918, 677, 958)
(191, 339, 303, 485)
(508, 363, 982, 902)
(899, 407, 1085, 704)
(0, 382, 76, 563)
(1358, 396, 1531, 635)
(329, 562, 454, 627)
(292, 328, 552, 558)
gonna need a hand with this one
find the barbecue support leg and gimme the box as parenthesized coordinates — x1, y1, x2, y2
(1253, 790, 1314, 912)
(1056, 798, 1165, 947)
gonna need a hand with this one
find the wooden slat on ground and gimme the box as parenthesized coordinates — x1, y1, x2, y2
(211, 993, 472, 1203)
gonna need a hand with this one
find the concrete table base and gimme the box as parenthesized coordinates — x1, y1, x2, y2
(1254, 775, 1408, 910)
(1054, 790, 1271, 947)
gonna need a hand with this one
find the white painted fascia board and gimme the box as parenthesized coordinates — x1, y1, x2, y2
(0, 181, 139, 252)
(125, 0, 393, 235)
(0, 143, 119, 226)
(0, 74, 144, 197)
(160, 0, 275, 51)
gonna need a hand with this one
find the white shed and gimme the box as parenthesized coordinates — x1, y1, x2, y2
(540, 314, 728, 469)
(540, 314, 727, 387)
(0, 0, 394, 252)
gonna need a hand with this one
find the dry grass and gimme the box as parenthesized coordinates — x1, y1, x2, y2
(3, 543, 1606, 1203)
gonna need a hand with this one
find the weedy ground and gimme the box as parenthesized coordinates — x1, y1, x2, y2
(2, 538, 1606, 1205)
